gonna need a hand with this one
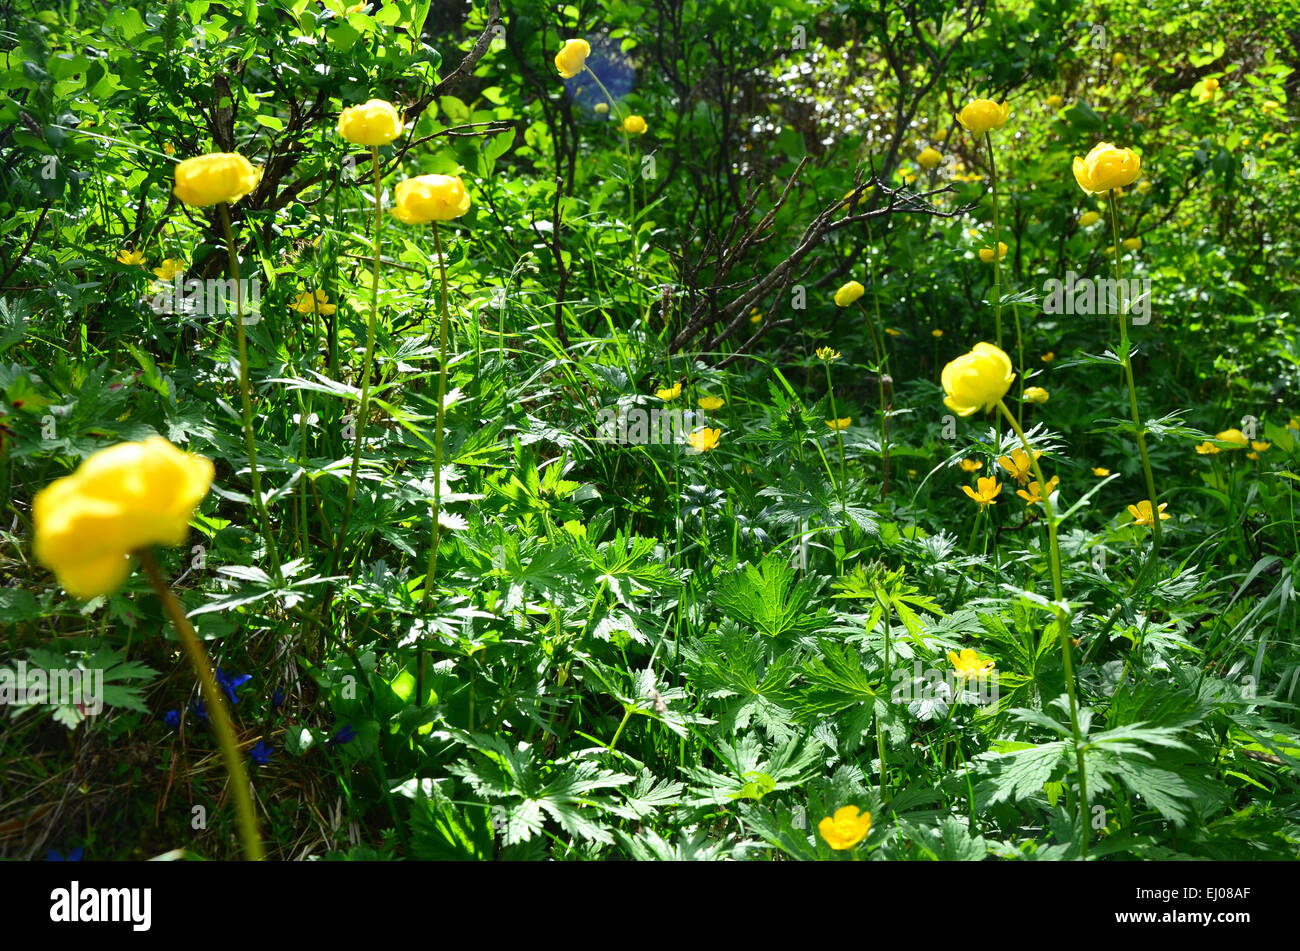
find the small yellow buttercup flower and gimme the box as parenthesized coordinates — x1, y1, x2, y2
(834, 281, 865, 307)
(1017, 475, 1059, 506)
(956, 98, 1011, 135)
(961, 475, 1002, 508)
(1079, 211, 1101, 227)
(1127, 500, 1170, 527)
(1041, 352, 1056, 363)
(941, 342, 1015, 417)
(749, 307, 763, 324)
(116, 248, 146, 267)
(1111, 52, 1126, 68)
(173, 152, 259, 207)
(978, 242, 1008, 263)
(825, 417, 852, 431)
(1073, 142, 1142, 195)
(1122, 237, 1142, 251)
(392, 175, 471, 224)
(152, 258, 184, 281)
(293, 289, 337, 315)
(656, 382, 682, 401)
(337, 99, 403, 146)
(818, 805, 871, 850)
(997, 447, 1041, 485)
(1092, 466, 1110, 476)
(816, 347, 841, 362)
(1195, 442, 1221, 455)
(1023, 386, 1049, 404)
(1215, 428, 1249, 448)
(687, 427, 721, 452)
(918, 146, 942, 169)
(1198, 77, 1220, 103)
(1250, 440, 1270, 453)
(555, 39, 590, 79)
(931, 329, 943, 338)
(620, 115, 647, 135)
(1046, 94, 1064, 108)
(959, 458, 983, 473)
(884, 328, 901, 337)
(33, 437, 214, 599)
(698, 396, 725, 411)
(1246, 451, 1259, 460)
(949, 647, 995, 680)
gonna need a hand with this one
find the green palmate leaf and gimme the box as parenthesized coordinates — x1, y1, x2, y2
(712, 551, 825, 639)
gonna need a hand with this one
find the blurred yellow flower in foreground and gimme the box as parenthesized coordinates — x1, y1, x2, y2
(1127, 500, 1170, 527)
(818, 805, 871, 850)
(961, 475, 1002, 508)
(949, 647, 995, 679)
(33, 437, 214, 599)
(942, 342, 1015, 416)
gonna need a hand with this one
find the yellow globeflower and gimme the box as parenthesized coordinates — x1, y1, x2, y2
(825, 417, 852, 431)
(996, 447, 1041, 485)
(698, 396, 725, 411)
(1023, 386, 1049, 404)
(1078, 211, 1101, 227)
(932, 329, 943, 338)
(33, 437, 214, 599)
(956, 99, 1011, 135)
(1122, 237, 1142, 251)
(941, 342, 1015, 416)
(152, 258, 184, 281)
(918, 146, 942, 169)
(656, 382, 682, 401)
(834, 281, 865, 307)
(1127, 500, 1170, 527)
(1045, 94, 1064, 108)
(687, 427, 721, 452)
(293, 289, 337, 315)
(978, 242, 1008, 263)
(1072, 142, 1142, 195)
(1017, 475, 1059, 506)
(173, 152, 259, 207)
(1092, 466, 1110, 476)
(959, 458, 983, 473)
(948, 647, 995, 680)
(337, 99, 403, 146)
(116, 248, 146, 267)
(593, 102, 609, 115)
(818, 805, 871, 850)
(1215, 428, 1249, 448)
(620, 115, 648, 135)
(555, 39, 590, 79)
(961, 475, 1002, 508)
(392, 175, 471, 224)
(1195, 441, 1221, 455)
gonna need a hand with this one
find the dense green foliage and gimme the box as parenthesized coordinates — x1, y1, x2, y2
(2, 0, 1299, 861)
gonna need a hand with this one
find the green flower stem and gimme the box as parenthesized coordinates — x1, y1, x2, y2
(823, 362, 847, 503)
(585, 68, 638, 269)
(986, 132, 1003, 351)
(218, 202, 281, 581)
(329, 146, 384, 580)
(138, 548, 265, 861)
(1107, 191, 1162, 551)
(422, 220, 453, 616)
(997, 398, 1089, 859)
(854, 297, 890, 498)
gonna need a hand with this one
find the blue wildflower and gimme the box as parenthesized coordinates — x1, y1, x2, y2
(215, 668, 252, 706)
(189, 698, 208, 721)
(249, 740, 273, 766)
(270, 688, 286, 711)
(327, 724, 357, 746)
(164, 709, 181, 730)
(46, 847, 84, 861)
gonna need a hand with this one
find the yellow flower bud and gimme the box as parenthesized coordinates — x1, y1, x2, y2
(620, 115, 647, 135)
(1078, 211, 1101, 227)
(555, 39, 590, 79)
(1072, 142, 1141, 195)
(1122, 237, 1142, 251)
(33, 437, 214, 599)
(941, 342, 1015, 417)
(594, 102, 609, 115)
(917, 146, 942, 169)
(956, 99, 1011, 135)
(392, 174, 471, 224)
(834, 280, 865, 307)
(979, 242, 1008, 263)
(1023, 386, 1049, 404)
(172, 152, 259, 207)
(337, 99, 403, 147)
